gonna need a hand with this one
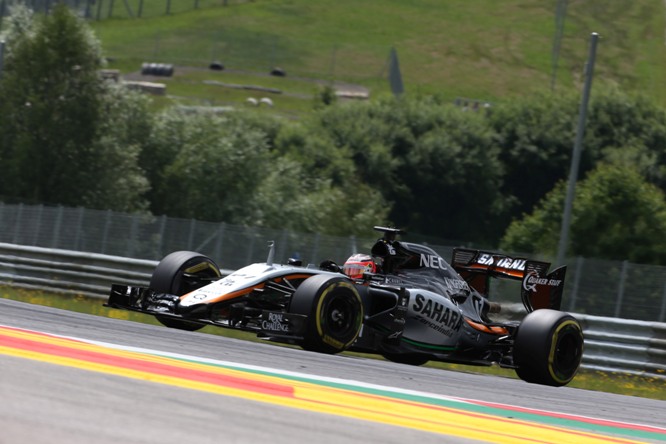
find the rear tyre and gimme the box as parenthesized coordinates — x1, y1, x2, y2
(513, 309, 583, 386)
(150, 251, 221, 331)
(289, 274, 363, 354)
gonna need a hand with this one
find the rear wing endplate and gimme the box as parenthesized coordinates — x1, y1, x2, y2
(451, 248, 567, 312)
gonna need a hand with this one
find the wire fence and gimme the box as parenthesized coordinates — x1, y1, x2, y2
(0, 0, 247, 20)
(1, 202, 666, 323)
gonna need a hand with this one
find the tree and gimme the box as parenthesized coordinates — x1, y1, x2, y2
(308, 96, 507, 243)
(0, 4, 103, 203)
(0, 4, 148, 211)
(394, 104, 505, 244)
(145, 109, 389, 236)
(585, 87, 666, 191)
(83, 83, 152, 211)
(487, 91, 585, 226)
(489, 88, 666, 235)
(147, 109, 273, 223)
(501, 163, 666, 265)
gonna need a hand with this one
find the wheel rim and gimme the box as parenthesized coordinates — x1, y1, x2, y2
(551, 324, 583, 380)
(174, 260, 220, 294)
(322, 293, 358, 337)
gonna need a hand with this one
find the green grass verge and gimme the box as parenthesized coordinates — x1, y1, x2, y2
(90, 0, 666, 114)
(2, 286, 664, 401)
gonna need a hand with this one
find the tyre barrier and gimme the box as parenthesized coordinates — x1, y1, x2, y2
(270, 67, 286, 77)
(141, 63, 174, 77)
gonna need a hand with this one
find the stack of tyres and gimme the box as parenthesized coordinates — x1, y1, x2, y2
(141, 63, 174, 77)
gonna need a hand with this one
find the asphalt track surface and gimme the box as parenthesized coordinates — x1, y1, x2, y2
(1, 298, 665, 444)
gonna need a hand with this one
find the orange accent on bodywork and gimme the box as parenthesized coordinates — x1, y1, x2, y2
(465, 264, 524, 279)
(179, 273, 319, 304)
(180, 283, 266, 304)
(464, 318, 509, 335)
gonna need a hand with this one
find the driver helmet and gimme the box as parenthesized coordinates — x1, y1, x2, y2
(343, 254, 376, 279)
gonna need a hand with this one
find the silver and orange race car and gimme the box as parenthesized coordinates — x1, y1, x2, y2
(106, 226, 583, 386)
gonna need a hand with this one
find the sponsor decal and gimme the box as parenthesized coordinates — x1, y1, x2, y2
(411, 294, 463, 337)
(384, 276, 404, 285)
(261, 312, 290, 333)
(477, 254, 527, 271)
(420, 254, 448, 270)
(444, 278, 470, 292)
(522, 271, 563, 293)
(217, 277, 237, 287)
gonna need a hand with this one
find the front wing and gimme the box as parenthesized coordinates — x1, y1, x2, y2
(106, 284, 309, 339)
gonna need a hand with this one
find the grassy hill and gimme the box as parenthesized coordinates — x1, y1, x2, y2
(91, 0, 666, 113)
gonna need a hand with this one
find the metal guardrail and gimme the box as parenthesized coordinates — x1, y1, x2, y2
(578, 315, 666, 380)
(0, 242, 664, 380)
(0, 242, 158, 298)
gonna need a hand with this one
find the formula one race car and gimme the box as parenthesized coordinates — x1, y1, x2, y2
(106, 226, 584, 386)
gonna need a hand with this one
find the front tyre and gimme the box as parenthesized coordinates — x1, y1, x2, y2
(513, 309, 584, 386)
(150, 251, 221, 331)
(289, 274, 363, 354)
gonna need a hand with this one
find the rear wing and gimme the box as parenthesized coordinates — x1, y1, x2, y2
(451, 248, 567, 312)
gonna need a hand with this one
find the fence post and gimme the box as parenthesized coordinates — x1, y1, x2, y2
(51, 205, 64, 248)
(567, 256, 583, 312)
(127, 213, 139, 257)
(187, 218, 196, 250)
(278, 229, 289, 263)
(309, 232, 320, 265)
(0, 40, 5, 81)
(0, 2, 6, 31)
(657, 282, 666, 322)
(73, 207, 85, 251)
(166, 0, 171, 15)
(122, 0, 134, 17)
(96, 0, 104, 20)
(107, 0, 115, 18)
(101, 209, 112, 254)
(84, 0, 92, 19)
(137, 0, 143, 18)
(614, 260, 628, 318)
(12, 203, 23, 244)
(157, 214, 167, 257)
(32, 204, 44, 246)
(245, 227, 255, 264)
(214, 222, 225, 261)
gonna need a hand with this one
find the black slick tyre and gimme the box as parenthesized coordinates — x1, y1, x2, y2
(289, 274, 363, 354)
(150, 251, 221, 331)
(513, 309, 584, 386)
